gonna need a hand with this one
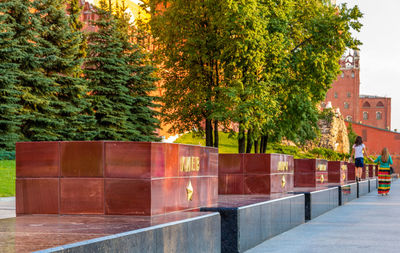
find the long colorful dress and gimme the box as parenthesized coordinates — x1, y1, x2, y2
(374, 155, 393, 194)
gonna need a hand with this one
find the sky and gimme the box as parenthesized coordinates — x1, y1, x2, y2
(337, 0, 400, 130)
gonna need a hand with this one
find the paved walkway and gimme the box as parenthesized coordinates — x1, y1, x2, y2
(247, 180, 400, 253)
(0, 197, 15, 219)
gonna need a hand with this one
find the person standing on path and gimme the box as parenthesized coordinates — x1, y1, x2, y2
(375, 147, 393, 196)
(350, 136, 372, 181)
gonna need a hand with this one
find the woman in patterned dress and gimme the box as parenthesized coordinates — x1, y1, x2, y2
(374, 148, 393, 196)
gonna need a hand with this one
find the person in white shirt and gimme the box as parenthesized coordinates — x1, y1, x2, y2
(350, 136, 372, 181)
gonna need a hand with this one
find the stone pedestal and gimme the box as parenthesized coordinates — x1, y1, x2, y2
(328, 161, 347, 185)
(294, 159, 328, 187)
(218, 154, 294, 194)
(16, 141, 218, 216)
(347, 162, 356, 181)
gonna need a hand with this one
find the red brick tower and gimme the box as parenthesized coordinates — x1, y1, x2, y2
(325, 50, 360, 122)
(324, 50, 391, 130)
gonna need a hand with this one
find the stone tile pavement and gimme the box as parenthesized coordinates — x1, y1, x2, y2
(0, 197, 15, 219)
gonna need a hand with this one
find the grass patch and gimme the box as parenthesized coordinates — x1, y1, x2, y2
(0, 160, 15, 197)
(175, 132, 350, 160)
(174, 132, 238, 153)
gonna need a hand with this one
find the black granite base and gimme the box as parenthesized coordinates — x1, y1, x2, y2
(369, 178, 377, 192)
(358, 180, 369, 198)
(294, 187, 339, 221)
(38, 213, 221, 253)
(201, 194, 305, 253)
(338, 182, 357, 205)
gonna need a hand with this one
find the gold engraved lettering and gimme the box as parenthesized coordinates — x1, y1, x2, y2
(186, 180, 193, 201)
(281, 175, 286, 188)
(320, 174, 325, 184)
(341, 165, 347, 171)
(278, 161, 289, 171)
(317, 164, 327, 171)
(180, 156, 201, 172)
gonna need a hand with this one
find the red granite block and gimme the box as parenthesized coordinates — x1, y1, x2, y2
(60, 178, 104, 214)
(105, 179, 151, 215)
(243, 154, 269, 173)
(244, 175, 270, 194)
(294, 172, 316, 187)
(219, 174, 244, 194)
(271, 174, 293, 193)
(294, 159, 328, 187)
(150, 179, 166, 215)
(208, 149, 219, 176)
(61, 142, 103, 177)
(162, 143, 180, 177)
(328, 161, 347, 184)
(347, 162, 356, 181)
(105, 142, 151, 178)
(16, 142, 60, 177)
(16, 179, 59, 214)
(218, 154, 243, 174)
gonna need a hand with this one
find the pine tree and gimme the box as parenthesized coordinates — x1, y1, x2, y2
(115, 4, 160, 141)
(6, 0, 61, 141)
(0, 1, 21, 151)
(85, 0, 159, 141)
(33, 0, 96, 140)
(85, 0, 139, 140)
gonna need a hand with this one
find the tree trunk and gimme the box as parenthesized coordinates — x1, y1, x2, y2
(246, 129, 253, 153)
(205, 119, 213, 147)
(213, 120, 219, 148)
(261, 134, 268, 153)
(260, 136, 264, 153)
(238, 124, 245, 153)
(254, 138, 259, 153)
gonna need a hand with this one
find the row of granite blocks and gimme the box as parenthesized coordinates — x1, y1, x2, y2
(15, 141, 381, 253)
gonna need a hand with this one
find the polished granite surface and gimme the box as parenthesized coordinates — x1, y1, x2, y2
(0, 212, 211, 253)
(211, 194, 294, 208)
(16, 142, 218, 216)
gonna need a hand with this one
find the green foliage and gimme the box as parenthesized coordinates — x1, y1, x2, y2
(319, 109, 335, 125)
(347, 122, 357, 154)
(35, 0, 96, 140)
(0, 160, 15, 197)
(0, 151, 15, 161)
(149, 0, 363, 151)
(176, 131, 349, 160)
(0, 1, 21, 151)
(85, 0, 159, 141)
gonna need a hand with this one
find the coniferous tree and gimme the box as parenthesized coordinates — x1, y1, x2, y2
(85, 0, 159, 141)
(34, 0, 96, 140)
(7, 0, 61, 141)
(85, 0, 139, 140)
(115, 4, 160, 141)
(0, 1, 21, 151)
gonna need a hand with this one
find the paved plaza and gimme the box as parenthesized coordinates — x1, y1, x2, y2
(247, 180, 400, 253)
(0, 197, 15, 219)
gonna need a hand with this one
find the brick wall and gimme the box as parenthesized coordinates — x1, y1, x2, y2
(346, 122, 400, 173)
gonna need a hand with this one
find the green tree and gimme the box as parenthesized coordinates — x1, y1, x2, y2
(85, 0, 159, 141)
(0, 1, 21, 151)
(5, 0, 62, 141)
(34, 0, 96, 140)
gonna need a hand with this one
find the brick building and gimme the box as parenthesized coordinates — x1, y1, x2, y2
(324, 50, 391, 130)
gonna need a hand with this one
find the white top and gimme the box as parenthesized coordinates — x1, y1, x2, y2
(353, 144, 365, 158)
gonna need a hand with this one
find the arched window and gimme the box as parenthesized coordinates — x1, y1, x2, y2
(376, 112, 382, 120)
(347, 92, 351, 98)
(363, 112, 369, 120)
(334, 92, 338, 98)
(341, 72, 345, 78)
(346, 116, 353, 121)
(376, 101, 384, 108)
(351, 72, 355, 78)
(362, 102, 371, 108)
(344, 102, 349, 109)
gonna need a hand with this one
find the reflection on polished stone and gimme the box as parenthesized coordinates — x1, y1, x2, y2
(328, 161, 348, 185)
(0, 212, 210, 253)
(294, 159, 329, 187)
(219, 154, 294, 195)
(16, 142, 218, 215)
